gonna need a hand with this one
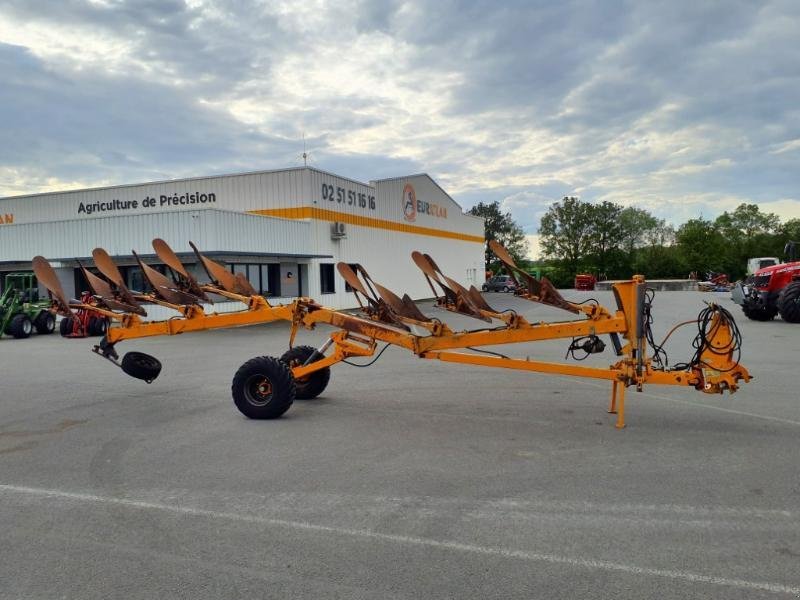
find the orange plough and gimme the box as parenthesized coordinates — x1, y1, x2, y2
(32, 240, 751, 428)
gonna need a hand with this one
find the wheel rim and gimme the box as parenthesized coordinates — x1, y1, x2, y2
(244, 374, 273, 406)
(23, 319, 32, 334)
(134, 355, 158, 369)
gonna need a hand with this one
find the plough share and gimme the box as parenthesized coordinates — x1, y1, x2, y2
(32, 239, 751, 428)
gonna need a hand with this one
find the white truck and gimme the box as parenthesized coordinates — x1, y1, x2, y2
(746, 257, 779, 275)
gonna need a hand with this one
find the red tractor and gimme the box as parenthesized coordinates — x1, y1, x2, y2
(733, 241, 800, 322)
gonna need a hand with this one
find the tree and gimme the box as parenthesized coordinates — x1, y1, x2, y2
(589, 201, 623, 275)
(539, 197, 595, 274)
(719, 203, 780, 239)
(633, 244, 685, 279)
(676, 218, 726, 275)
(468, 201, 529, 269)
(643, 220, 675, 247)
(619, 207, 659, 255)
(537, 197, 792, 281)
(714, 203, 781, 277)
(780, 219, 800, 252)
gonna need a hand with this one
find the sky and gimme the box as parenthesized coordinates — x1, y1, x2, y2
(1, 0, 798, 258)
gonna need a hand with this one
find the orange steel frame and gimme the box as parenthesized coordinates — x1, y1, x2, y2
(90, 275, 749, 429)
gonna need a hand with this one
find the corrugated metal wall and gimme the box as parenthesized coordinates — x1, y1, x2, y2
(0, 209, 312, 262)
(373, 174, 484, 237)
(0, 168, 310, 225)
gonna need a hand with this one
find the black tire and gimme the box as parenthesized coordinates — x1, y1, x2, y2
(121, 351, 162, 383)
(778, 281, 800, 323)
(502, 286, 510, 293)
(8, 314, 33, 338)
(279, 345, 330, 400)
(741, 305, 777, 321)
(88, 316, 108, 336)
(59, 316, 74, 336)
(34, 311, 56, 335)
(232, 356, 295, 419)
(481, 284, 488, 292)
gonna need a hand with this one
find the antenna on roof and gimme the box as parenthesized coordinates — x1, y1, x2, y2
(296, 132, 315, 167)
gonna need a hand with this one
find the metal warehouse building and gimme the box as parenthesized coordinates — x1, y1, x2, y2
(0, 167, 485, 314)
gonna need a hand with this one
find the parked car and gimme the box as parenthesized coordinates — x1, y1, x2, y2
(482, 275, 517, 292)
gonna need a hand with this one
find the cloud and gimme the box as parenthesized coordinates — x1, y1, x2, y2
(0, 41, 297, 189)
(0, 0, 797, 233)
(499, 190, 557, 234)
(525, 234, 541, 260)
(770, 139, 800, 155)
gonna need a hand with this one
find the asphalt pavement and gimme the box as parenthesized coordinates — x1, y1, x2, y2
(1, 289, 798, 599)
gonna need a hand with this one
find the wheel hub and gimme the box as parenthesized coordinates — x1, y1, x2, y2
(256, 379, 272, 397)
(246, 375, 274, 406)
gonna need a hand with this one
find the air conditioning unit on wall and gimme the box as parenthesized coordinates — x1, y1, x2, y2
(330, 221, 347, 239)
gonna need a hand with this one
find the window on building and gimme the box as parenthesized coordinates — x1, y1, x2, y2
(297, 264, 306, 296)
(232, 263, 248, 279)
(229, 263, 255, 293)
(260, 264, 281, 297)
(320, 263, 335, 294)
(227, 262, 282, 296)
(74, 268, 93, 296)
(126, 264, 167, 294)
(344, 263, 359, 292)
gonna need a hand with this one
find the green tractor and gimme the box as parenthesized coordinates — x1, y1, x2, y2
(0, 272, 57, 339)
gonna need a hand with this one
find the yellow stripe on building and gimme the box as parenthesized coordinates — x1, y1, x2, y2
(247, 206, 485, 244)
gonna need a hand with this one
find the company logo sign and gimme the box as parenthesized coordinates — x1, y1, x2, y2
(402, 183, 447, 222)
(402, 184, 418, 221)
(0, 213, 13, 225)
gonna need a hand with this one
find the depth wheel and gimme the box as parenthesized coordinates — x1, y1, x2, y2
(232, 356, 295, 419)
(280, 345, 331, 399)
(121, 351, 162, 383)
